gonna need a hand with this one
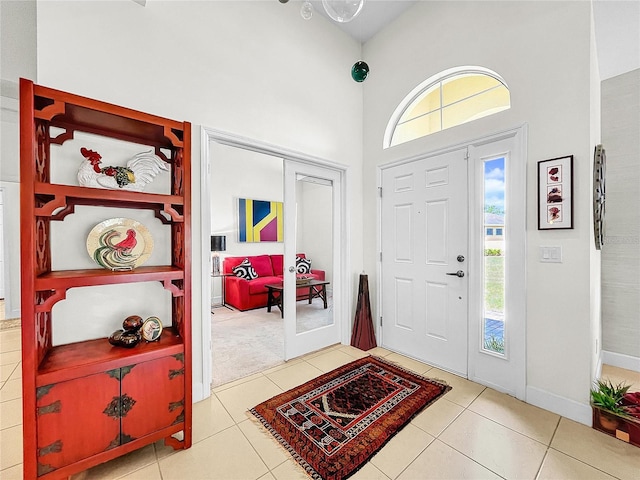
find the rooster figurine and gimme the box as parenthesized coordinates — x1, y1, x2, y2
(78, 147, 169, 191)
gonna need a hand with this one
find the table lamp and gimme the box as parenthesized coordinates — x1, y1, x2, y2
(211, 235, 226, 275)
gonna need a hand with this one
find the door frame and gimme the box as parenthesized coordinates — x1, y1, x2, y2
(376, 125, 527, 396)
(200, 127, 352, 396)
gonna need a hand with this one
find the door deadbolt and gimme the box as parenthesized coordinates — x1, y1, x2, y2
(457, 255, 465, 262)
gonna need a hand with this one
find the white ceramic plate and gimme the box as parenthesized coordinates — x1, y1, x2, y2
(87, 218, 153, 271)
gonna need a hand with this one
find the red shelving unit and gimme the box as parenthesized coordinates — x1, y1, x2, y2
(20, 79, 192, 479)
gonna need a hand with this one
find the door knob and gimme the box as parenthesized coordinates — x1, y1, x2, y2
(446, 270, 465, 278)
(289, 266, 295, 273)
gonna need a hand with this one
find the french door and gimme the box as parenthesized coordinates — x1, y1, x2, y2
(381, 148, 469, 375)
(283, 160, 343, 360)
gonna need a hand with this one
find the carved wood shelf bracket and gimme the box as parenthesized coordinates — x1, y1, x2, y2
(50, 128, 75, 145)
(162, 279, 184, 297)
(36, 290, 67, 313)
(34, 100, 66, 122)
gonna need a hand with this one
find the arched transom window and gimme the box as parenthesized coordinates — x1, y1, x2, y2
(384, 67, 511, 148)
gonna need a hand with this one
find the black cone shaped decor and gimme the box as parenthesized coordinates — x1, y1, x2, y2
(351, 61, 369, 82)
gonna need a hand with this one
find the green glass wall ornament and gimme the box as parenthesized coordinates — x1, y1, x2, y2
(351, 61, 369, 82)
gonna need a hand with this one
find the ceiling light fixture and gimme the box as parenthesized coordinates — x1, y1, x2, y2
(322, 0, 365, 23)
(301, 1, 313, 20)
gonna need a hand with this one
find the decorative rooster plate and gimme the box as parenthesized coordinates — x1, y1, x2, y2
(87, 218, 153, 271)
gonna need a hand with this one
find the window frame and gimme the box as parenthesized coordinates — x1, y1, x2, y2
(384, 66, 510, 149)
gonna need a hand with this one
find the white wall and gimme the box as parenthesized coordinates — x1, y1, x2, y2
(362, 1, 599, 422)
(35, 0, 363, 400)
(0, 0, 37, 321)
(601, 68, 640, 363)
(210, 143, 284, 262)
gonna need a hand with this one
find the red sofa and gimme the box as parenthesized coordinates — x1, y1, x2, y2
(223, 254, 325, 311)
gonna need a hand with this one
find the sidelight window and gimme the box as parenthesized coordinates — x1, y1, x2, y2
(483, 157, 506, 355)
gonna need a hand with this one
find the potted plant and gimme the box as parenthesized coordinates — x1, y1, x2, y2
(591, 378, 640, 447)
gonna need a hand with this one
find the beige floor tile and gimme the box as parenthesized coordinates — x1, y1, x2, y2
(0, 378, 21, 402)
(159, 426, 268, 480)
(468, 388, 560, 444)
(0, 335, 20, 354)
(261, 357, 303, 375)
(117, 462, 162, 480)
(0, 363, 18, 383)
(0, 424, 22, 470)
(370, 423, 434, 479)
(439, 410, 547, 479)
(265, 361, 323, 392)
(601, 364, 640, 392)
(368, 347, 392, 357)
(0, 351, 21, 366)
(0, 397, 22, 430)
(337, 345, 371, 359)
(8, 362, 21, 380)
(152, 439, 181, 461)
(0, 329, 21, 341)
(216, 376, 283, 423)
(270, 459, 310, 480)
(537, 449, 617, 480)
(0, 463, 23, 480)
(426, 368, 485, 407)
(74, 444, 157, 480)
(551, 417, 640, 480)
(298, 343, 343, 361)
(212, 371, 265, 393)
(238, 418, 289, 470)
(258, 472, 277, 480)
(383, 352, 433, 375)
(191, 394, 235, 444)
(398, 439, 502, 480)
(411, 398, 464, 437)
(305, 349, 358, 372)
(350, 462, 391, 480)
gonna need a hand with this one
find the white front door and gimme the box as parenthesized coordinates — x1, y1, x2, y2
(283, 160, 343, 360)
(381, 148, 468, 375)
(467, 132, 526, 399)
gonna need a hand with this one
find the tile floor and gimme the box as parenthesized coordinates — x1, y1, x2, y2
(1, 326, 639, 480)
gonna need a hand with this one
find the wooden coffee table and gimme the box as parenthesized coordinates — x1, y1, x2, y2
(264, 279, 330, 318)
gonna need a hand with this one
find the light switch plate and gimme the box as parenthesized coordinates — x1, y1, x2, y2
(540, 246, 562, 263)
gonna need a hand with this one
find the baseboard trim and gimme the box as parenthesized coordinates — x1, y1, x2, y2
(526, 386, 592, 426)
(601, 350, 640, 372)
(192, 381, 208, 403)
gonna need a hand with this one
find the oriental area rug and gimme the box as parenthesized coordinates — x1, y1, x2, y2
(250, 356, 451, 480)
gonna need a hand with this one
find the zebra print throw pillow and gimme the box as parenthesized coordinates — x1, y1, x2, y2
(296, 256, 312, 274)
(233, 258, 258, 280)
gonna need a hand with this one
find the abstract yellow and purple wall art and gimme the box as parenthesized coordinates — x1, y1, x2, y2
(238, 198, 284, 242)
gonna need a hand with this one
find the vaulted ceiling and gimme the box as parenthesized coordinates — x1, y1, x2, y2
(307, 0, 639, 81)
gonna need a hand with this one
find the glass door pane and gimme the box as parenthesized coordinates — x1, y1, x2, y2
(295, 175, 334, 335)
(483, 157, 505, 355)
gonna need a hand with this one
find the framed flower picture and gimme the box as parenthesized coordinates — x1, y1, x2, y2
(538, 155, 573, 230)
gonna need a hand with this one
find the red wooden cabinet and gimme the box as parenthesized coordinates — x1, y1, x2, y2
(36, 373, 120, 476)
(20, 79, 192, 479)
(121, 354, 186, 440)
